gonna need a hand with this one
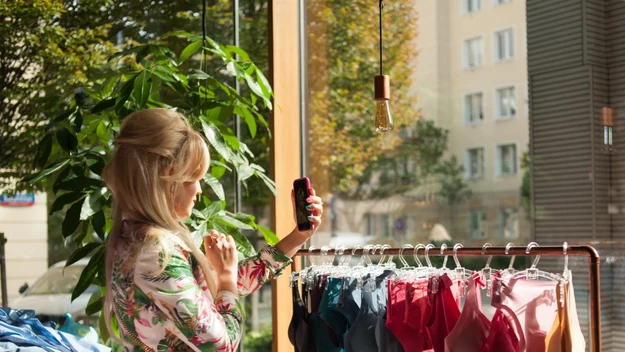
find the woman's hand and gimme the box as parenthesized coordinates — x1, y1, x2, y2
(291, 187, 324, 239)
(203, 230, 238, 293)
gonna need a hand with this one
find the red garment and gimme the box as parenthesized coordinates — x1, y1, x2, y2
(403, 280, 434, 351)
(444, 274, 490, 352)
(386, 280, 424, 352)
(425, 274, 462, 352)
(477, 309, 520, 352)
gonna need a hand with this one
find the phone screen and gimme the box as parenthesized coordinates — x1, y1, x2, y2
(294, 179, 311, 231)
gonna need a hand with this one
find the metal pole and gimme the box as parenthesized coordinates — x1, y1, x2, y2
(293, 245, 602, 352)
(0, 233, 7, 307)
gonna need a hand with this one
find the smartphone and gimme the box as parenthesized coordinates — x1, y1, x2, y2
(293, 177, 312, 231)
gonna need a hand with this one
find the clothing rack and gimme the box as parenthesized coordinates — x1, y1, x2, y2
(292, 244, 602, 352)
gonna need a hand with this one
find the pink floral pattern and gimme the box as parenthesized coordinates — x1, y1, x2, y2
(111, 238, 291, 351)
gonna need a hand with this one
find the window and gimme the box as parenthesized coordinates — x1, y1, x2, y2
(463, 37, 483, 69)
(494, 0, 512, 5)
(496, 143, 517, 176)
(494, 28, 515, 61)
(495, 86, 517, 119)
(498, 208, 519, 238)
(464, 92, 484, 123)
(381, 214, 391, 238)
(468, 211, 487, 239)
(364, 213, 376, 236)
(465, 147, 485, 179)
(463, 0, 482, 13)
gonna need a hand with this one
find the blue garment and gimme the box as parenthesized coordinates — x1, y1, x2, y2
(0, 308, 109, 352)
(0, 341, 47, 351)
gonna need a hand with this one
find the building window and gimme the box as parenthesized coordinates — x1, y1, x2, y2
(463, 0, 482, 13)
(381, 214, 391, 238)
(498, 208, 519, 239)
(464, 92, 484, 123)
(465, 147, 485, 179)
(496, 143, 517, 176)
(463, 37, 483, 69)
(494, 28, 515, 61)
(495, 86, 517, 119)
(468, 211, 487, 239)
(494, 0, 512, 5)
(364, 213, 376, 236)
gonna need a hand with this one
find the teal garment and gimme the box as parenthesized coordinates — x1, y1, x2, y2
(309, 277, 349, 352)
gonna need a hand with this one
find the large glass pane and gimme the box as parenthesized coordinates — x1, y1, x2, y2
(301, 0, 625, 350)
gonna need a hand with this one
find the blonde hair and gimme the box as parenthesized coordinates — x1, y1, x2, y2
(101, 108, 217, 340)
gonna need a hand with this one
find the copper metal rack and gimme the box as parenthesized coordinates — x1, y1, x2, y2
(293, 244, 602, 352)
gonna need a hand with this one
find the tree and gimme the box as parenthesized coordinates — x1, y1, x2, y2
(0, 0, 114, 191)
(520, 147, 532, 221)
(306, 0, 419, 196)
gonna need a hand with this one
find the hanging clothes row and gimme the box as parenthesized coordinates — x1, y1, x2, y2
(288, 242, 585, 352)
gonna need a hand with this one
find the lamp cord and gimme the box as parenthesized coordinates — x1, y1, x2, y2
(379, 0, 384, 76)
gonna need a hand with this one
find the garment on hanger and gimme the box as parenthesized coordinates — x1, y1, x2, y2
(491, 274, 558, 352)
(318, 277, 350, 350)
(397, 279, 433, 351)
(476, 309, 520, 352)
(545, 272, 585, 352)
(289, 282, 317, 352)
(426, 273, 462, 352)
(310, 274, 328, 314)
(444, 274, 490, 352)
(376, 309, 405, 352)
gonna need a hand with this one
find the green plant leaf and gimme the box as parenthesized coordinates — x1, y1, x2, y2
(92, 98, 116, 113)
(132, 71, 152, 109)
(49, 192, 86, 215)
(86, 291, 103, 316)
(238, 106, 257, 138)
(180, 40, 202, 63)
(73, 110, 83, 133)
(201, 120, 232, 162)
(203, 174, 225, 200)
(187, 69, 210, 80)
(65, 242, 101, 268)
(236, 163, 255, 182)
(52, 164, 72, 194)
(55, 177, 104, 192)
(71, 246, 104, 301)
(192, 208, 206, 220)
(34, 133, 53, 168)
(52, 109, 76, 124)
(91, 210, 106, 240)
(28, 159, 71, 185)
(230, 231, 255, 257)
(226, 45, 250, 61)
(152, 66, 176, 83)
(62, 200, 83, 237)
(135, 45, 151, 64)
(80, 188, 105, 220)
(56, 127, 78, 152)
(216, 213, 254, 230)
(258, 225, 280, 245)
(256, 171, 277, 197)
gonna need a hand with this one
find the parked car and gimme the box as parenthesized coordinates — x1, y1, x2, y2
(10, 259, 99, 327)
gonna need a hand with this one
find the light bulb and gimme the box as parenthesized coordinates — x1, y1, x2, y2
(374, 75, 393, 134)
(375, 99, 393, 133)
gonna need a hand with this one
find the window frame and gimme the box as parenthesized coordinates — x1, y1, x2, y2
(463, 90, 485, 125)
(494, 142, 519, 177)
(462, 35, 485, 70)
(462, 0, 483, 14)
(468, 210, 487, 239)
(493, 27, 515, 62)
(465, 146, 486, 179)
(492, 0, 512, 6)
(497, 207, 519, 239)
(493, 84, 518, 120)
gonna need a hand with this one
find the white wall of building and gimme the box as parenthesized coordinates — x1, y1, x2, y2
(0, 192, 48, 303)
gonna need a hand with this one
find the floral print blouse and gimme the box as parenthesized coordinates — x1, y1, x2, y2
(111, 234, 292, 352)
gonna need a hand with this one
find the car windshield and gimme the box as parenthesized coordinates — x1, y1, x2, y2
(25, 265, 85, 295)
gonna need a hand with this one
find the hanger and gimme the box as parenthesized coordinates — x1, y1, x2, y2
(481, 243, 495, 296)
(510, 242, 561, 282)
(452, 243, 472, 296)
(559, 242, 569, 307)
(502, 242, 516, 276)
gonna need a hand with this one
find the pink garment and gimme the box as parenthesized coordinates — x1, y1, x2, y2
(492, 273, 558, 352)
(444, 274, 491, 352)
(426, 274, 462, 352)
(477, 309, 520, 352)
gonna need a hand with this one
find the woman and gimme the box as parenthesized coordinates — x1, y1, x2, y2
(101, 109, 323, 351)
